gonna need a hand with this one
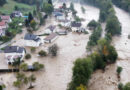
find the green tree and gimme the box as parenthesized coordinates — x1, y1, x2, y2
(87, 20, 98, 29)
(30, 20, 37, 30)
(81, 6, 86, 14)
(25, 54, 31, 59)
(20, 63, 28, 71)
(70, 2, 74, 12)
(124, 82, 130, 90)
(118, 83, 123, 90)
(38, 50, 47, 57)
(48, 44, 58, 56)
(68, 57, 93, 90)
(28, 74, 36, 89)
(43, 3, 53, 15)
(117, 66, 123, 75)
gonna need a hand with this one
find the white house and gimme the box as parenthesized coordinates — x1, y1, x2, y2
(11, 11, 23, 17)
(24, 33, 43, 47)
(44, 25, 57, 34)
(44, 33, 58, 43)
(71, 21, 82, 32)
(4, 46, 26, 65)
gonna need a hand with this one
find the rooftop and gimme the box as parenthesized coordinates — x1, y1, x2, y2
(24, 33, 40, 42)
(44, 33, 58, 41)
(4, 46, 25, 53)
(0, 21, 5, 26)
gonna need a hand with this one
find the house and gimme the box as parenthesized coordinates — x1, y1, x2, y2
(56, 16, 66, 21)
(0, 15, 12, 23)
(71, 21, 82, 32)
(57, 30, 68, 35)
(53, 11, 63, 17)
(44, 33, 58, 43)
(24, 33, 43, 47)
(0, 21, 8, 36)
(59, 19, 71, 27)
(77, 28, 86, 33)
(44, 25, 57, 34)
(11, 11, 23, 18)
(4, 46, 26, 65)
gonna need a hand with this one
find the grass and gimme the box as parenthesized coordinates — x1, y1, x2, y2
(0, 0, 35, 15)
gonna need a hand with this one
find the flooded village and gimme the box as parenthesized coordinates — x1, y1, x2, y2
(0, 0, 130, 90)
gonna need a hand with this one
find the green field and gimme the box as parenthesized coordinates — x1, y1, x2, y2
(0, 0, 35, 15)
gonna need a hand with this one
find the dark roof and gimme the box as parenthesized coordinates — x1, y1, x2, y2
(4, 46, 25, 53)
(47, 25, 56, 31)
(24, 33, 40, 42)
(71, 22, 82, 27)
(44, 33, 58, 41)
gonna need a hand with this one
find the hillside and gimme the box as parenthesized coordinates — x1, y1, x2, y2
(0, 0, 34, 15)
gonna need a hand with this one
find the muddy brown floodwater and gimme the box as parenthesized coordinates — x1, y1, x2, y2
(0, 3, 99, 90)
(88, 6, 130, 90)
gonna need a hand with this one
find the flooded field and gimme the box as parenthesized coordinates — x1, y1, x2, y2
(0, 3, 99, 90)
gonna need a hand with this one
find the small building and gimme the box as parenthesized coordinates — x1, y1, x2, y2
(59, 19, 71, 27)
(0, 21, 8, 36)
(53, 11, 63, 17)
(77, 28, 86, 33)
(71, 21, 82, 32)
(0, 15, 12, 23)
(44, 33, 58, 43)
(24, 33, 43, 47)
(56, 16, 66, 21)
(45, 25, 57, 34)
(4, 46, 26, 65)
(57, 30, 68, 35)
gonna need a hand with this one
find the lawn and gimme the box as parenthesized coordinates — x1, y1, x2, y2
(0, 0, 35, 15)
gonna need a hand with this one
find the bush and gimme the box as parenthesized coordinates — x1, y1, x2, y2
(117, 66, 123, 75)
(124, 82, 130, 90)
(38, 50, 47, 57)
(87, 20, 98, 29)
(84, 31, 89, 34)
(31, 47, 36, 52)
(25, 54, 31, 59)
(118, 83, 123, 90)
(33, 62, 44, 71)
(48, 44, 58, 56)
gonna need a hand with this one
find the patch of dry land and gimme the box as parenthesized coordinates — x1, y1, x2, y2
(0, 3, 100, 90)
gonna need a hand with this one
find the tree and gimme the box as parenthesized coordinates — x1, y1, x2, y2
(117, 66, 123, 75)
(33, 62, 44, 71)
(48, 44, 58, 56)
(28, 74, 36, 89)
(118, 83, 123, 90)
(13, 80, 22, 88)
(70, 2, 74, 12)
(63, 3, 66, 9)
(48, 0, 53, 5)
(12, 57, 21, 68)
(75, 16, 81, 22)
(38, 50, 47, 57)
(0, 0, 6, 6)
(28, 12, 33, 23)
(76, 84, 87, 90)
(43, 3, 53, 15)
(14, 5, 19, 10)
(124, 82, 130, 90)
(25, 19, 29, 27)
(20, 63, 28, 71)
(30, 20, 37, 30)
(25, 54, 31, 59)
(87, 20, 98, 29)
(105, 15, 121, 36)
(68, 57, 93, 90)
(81, 6, 86, 14)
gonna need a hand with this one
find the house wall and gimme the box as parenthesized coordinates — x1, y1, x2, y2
(24, 40, 42, 47)
(44, 36, 58, 43)
(5, 50, 25, 64)
(72, 27, 80, 32)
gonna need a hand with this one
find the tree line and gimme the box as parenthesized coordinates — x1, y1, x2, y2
(14, 0, 43, 5)
(0, 0, 6, 6)
(112, 0, 130, 13)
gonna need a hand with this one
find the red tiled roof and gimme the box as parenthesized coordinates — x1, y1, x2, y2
(0, 21, 5, 26)
(1, 16, 10, 20)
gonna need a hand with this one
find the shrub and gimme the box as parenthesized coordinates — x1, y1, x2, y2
(117, 66, 123, 75)
(31, 47, 36, 52)
(38, 50, 47, 57)
(48, 44, 58, 56)
(25, 54, 31, 59)
(33, 62, 44, 71)
(118, 83, 123, 90)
